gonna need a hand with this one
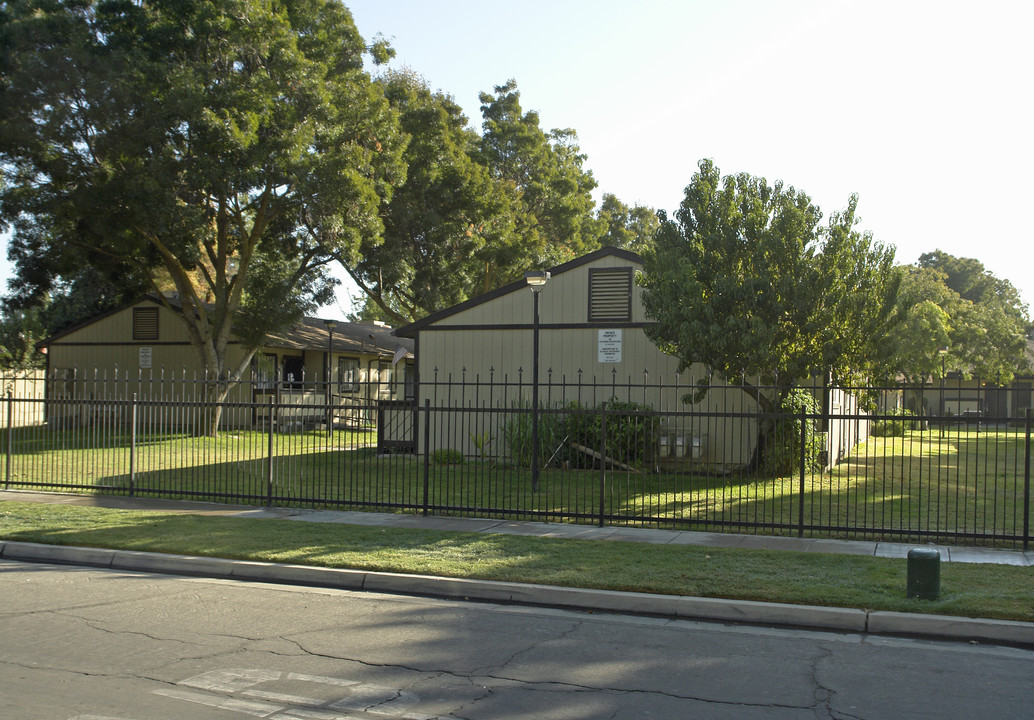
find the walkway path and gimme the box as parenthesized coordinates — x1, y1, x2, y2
(2, 489, 1030, 566)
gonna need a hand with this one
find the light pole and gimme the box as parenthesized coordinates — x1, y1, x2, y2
(324, 319, 337, 438)
(938, 347, 948, 435)
(524, 270, 550, 492)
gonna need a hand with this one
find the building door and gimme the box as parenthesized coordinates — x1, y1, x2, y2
(283, 356, 304, 388)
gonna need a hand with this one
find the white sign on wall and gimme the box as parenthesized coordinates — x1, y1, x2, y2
(139, 347, 153, 369)
(598, 329, 622, 363)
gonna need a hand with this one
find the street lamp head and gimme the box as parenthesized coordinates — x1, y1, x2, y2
(524, 270, 550, 288)
(938, 347, 948, 356)
(324, 319, 338, 331)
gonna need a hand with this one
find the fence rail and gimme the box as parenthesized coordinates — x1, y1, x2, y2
(1, 371, 1031, 549)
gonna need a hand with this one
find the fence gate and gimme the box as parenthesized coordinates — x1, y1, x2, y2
(377, 400, 416, 453)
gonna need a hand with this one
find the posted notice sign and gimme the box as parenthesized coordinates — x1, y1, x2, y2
(598, 329, 622, 363)
(139, 347, 152, 369)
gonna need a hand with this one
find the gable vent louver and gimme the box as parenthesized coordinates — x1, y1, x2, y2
(133, 307, 159, 341)
(589, 268, 632, 322)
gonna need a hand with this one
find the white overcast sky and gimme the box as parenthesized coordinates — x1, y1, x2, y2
(3, 0, 1031, 316)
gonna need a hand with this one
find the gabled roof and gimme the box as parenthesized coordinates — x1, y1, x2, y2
(264, 316, 412, 358)
(38, 293, 413, 359)
(394, 246, 643, 338)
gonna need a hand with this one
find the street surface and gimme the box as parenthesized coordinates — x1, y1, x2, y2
(1, 559, 1032, 719)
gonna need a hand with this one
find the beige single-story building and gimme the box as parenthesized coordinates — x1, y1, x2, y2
(37, 294, 414, 430)
(395, 246, 869, 471)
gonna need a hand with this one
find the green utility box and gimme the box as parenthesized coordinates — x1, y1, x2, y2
(906, 548, 941, 600)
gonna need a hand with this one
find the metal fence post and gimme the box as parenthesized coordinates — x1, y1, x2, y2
(599, 402, 607, 528)
(798, 406, 806, 538)
(5, 390, 12, 490)
(1024, 408, 1031, 552)
(129, 393, 137, 497)
(267, 395, 275, 506)
(423, 399, 431, 516)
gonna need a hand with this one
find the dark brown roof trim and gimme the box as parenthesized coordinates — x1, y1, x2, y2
(394, 246, 643, 338)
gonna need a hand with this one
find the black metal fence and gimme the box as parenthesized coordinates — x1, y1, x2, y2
(1, 370, 1031, 548)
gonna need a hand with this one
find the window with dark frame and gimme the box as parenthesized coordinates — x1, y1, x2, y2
(337, 356, 360, 393)
(132, 307, 159, 340)
(379, 360, 395, 395)
(588, 267, 633, 322)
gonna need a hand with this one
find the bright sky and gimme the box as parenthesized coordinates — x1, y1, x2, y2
(341, 0, 1033, 312)
(3, 0, 1031, 318)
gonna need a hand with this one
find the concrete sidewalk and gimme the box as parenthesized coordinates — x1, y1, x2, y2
(3, 489, 1031, 566)
(2, 489, 1033, 647)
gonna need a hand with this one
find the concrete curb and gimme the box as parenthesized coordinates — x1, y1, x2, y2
(2, 541, 1032, 647)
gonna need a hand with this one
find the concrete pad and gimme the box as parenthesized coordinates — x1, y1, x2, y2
(229, 560, 366, 589)
(946, 547, 1030, 566)
(675, 596, 868, 633)
(286, 510, 404, 526)
(489, 522, 618, 541)
(603, 529, 683, 544)
(402, 516, 506, 533)
(672, 533, 751, 548)
(666, 532, 739, 546)
(230, 508, 306, 520)
(283, 510, 375, 524)
(732, 535, 816, 553)
(875, 543, 949, 560)
(868, 611, 1034, 646)
(110, 549, 235, 577)
(1, 541, 116, 568)
(805, 539, 878, 556)
(536, 526, 619, 540)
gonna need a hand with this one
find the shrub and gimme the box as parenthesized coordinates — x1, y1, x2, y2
(565, 399, 657, 470)
(764, 388, 823, 476)
(501, 399, 564, 469)
(502, 398, 656, 470)
(872, 408, 916, 437)
(432, 448, 464, 465)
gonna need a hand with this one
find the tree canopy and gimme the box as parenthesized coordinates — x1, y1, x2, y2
(343, 69, 518, 324)
(478, 80, 601, 268)
(0, 0, 403, 385)
(640, 159, 898, 408)
(595, 193, 660, 255)
(344, 74, 641, 324)
(880, 253, 1031, 386)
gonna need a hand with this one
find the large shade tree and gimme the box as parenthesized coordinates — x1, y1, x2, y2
(917, 251, 1030, 381)
(0, 0, 404, 431)
(478, 80, 601, 269)
(344, 69, 518, 324)
(879, 254, 1031, 400)
(595, 193, 660, 255)
(640, 159, 899, 412)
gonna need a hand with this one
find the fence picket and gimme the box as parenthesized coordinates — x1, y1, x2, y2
(1, 371, 1032, 548)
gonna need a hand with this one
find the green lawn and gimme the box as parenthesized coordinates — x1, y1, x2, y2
(1, 500, 1031, 623)
(2, 425, 1031, 545)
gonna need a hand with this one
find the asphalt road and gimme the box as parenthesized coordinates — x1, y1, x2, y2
(2, 559, 1032, 720)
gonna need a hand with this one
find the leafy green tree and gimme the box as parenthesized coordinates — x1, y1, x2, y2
(914, 251, 1030, 382)
(344, 70, 518, 324)
(595, 194, 660, 255)
(0, 0, 404, 432)
(478, 80, 601, 267)
(874, 266, 956, 411)
(0, 304, 45, 370)
(640, 159, 898, 413)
